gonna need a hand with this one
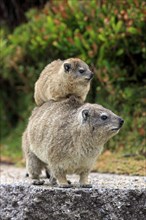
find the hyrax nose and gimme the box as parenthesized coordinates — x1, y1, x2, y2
(119, 118, 124, 127)
(89, 71, 94, 79)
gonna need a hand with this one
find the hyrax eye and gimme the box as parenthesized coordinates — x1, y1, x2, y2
(101, 115, 108, 120)
(79, 68, 85, 74)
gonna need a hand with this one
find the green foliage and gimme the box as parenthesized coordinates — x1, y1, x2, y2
(1, 0, 146, 156)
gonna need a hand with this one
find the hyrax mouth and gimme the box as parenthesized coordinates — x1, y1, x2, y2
(85, 73, 94, 81)
(111, 118, 124, 131)
(111, 127, 120, 131)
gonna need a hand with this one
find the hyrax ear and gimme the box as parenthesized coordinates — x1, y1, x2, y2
(64, 63, 71, 72)
(82, 109, 90, 121)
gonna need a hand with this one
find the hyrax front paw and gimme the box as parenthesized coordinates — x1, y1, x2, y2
(57, 176, 73, 188)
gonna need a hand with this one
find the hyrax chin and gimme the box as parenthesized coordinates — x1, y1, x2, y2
(22, 96, 124, 187)
(34, 58, 94, 106)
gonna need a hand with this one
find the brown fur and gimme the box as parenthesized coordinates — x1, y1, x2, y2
(22, 97, 124, 187)
(34, 58, 93, 106)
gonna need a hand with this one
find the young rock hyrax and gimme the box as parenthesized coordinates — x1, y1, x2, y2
(22, 97, 124, 187)
(34, 58, 94, 106)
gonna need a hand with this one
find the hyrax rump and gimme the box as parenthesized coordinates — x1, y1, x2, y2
(22, 97, 124, 187)
(34, 58, 94, 106)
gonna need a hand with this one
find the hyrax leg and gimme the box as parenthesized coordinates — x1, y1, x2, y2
(45, 167, 57, 185)
(79, 172, 92, 188)
(26, 151, 44, 179)
(47, 169, 71, 186)
(54, 172, 71, 188)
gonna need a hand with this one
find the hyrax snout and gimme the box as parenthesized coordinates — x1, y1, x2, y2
(34, 58, 94, 106)
(22, 97, 124, 187)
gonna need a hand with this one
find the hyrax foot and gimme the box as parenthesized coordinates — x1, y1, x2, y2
(49, 176, 57, 185)
(79, 172, 90, 185)
(55, 173, 71, 187)
(49, 177, 71, 186)
(32, 180, 45, 185)
(57, 180, 73, 188)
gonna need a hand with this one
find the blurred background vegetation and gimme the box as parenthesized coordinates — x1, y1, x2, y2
(0, 0, 146, 174)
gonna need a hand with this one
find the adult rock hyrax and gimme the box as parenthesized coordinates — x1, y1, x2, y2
(22, 96, 124, 187)
(34, 58, 94, 106)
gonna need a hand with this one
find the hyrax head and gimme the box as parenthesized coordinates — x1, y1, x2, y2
(78, 103, 124, 144)
(63, 58, 94, 82)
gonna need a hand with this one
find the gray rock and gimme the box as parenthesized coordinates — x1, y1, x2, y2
(0, 165, 146, 220)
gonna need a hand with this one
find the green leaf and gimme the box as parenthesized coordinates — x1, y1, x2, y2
(115, 21, 123, 33)
(98, 34, 106, 42)
(116, 48, 124, 56)
(99, 44, 105, 59)
(127, 27, 139, 35)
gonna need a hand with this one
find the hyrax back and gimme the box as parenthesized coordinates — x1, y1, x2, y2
(34, 58, 94, 106)
(22, 97, 124, 187)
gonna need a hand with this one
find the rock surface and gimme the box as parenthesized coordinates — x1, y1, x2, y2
(0, 165, 146, 220)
